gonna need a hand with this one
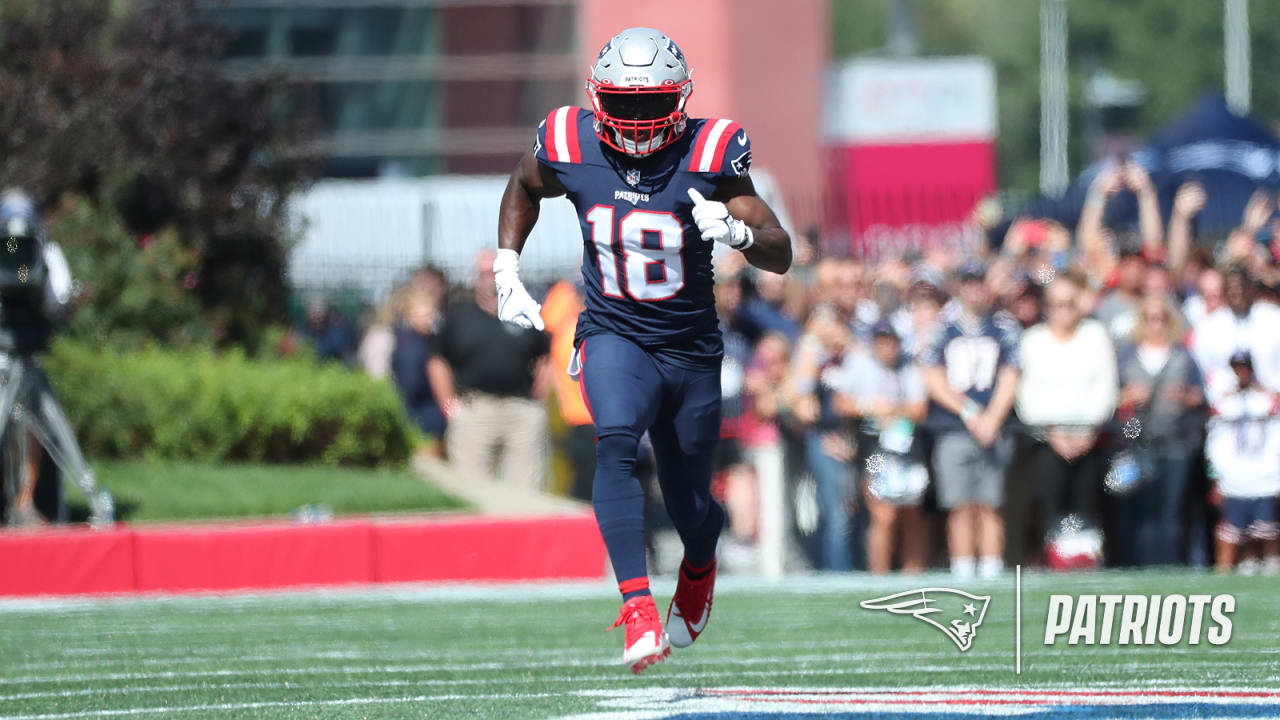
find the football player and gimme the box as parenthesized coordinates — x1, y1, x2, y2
(495, 27, 791, 673)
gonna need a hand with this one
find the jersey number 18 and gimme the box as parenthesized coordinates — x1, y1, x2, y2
(586, 205, 685, 302)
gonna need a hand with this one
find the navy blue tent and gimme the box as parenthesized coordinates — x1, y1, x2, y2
(1022, 93, 1280, 240)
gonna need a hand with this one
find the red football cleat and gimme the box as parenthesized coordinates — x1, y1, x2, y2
(608, 595, 670, 674)
(666, 559, 716, 648)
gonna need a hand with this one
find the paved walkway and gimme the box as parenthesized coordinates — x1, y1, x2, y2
(412, 452, 588, 516)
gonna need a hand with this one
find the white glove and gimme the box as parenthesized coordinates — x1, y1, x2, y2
(493, 248, 545, 330)
(687, 188, 753, 250)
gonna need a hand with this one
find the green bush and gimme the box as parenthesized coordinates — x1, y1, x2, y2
(43, 339, 417, 466)
(49, 195, 211, 350)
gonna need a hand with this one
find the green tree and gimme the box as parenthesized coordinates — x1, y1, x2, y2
(0, 0, 313, 349)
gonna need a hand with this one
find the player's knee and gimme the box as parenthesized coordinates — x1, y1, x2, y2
(592, 433, 641, 500)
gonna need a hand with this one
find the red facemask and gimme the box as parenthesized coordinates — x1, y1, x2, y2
(588, 78, 690, 156)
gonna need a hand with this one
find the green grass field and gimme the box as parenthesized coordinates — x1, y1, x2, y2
(2, 571, 1277, 719)
(63, 460, 467, 522)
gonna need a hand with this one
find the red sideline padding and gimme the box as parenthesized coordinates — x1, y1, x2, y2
(374, 513, 604, 583)
(0, 526, 134, 595)
(0, 511, 604, 597)
(133, 519, 376, 593)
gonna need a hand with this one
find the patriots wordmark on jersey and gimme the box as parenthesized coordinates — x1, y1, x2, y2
(536, 106, 752, 368)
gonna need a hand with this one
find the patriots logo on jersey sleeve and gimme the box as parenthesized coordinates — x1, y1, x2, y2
(731, 150, 752, 177)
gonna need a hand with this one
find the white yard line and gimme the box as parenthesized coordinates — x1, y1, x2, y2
(4, 674, 1270, 705)
(0, 692, 562, 720)
(3, 642, 1019, 672)
(0, 657, 1267, 691)
(6, 684, 1275, 720)
(0, 570, 1226, 613)
(8, 642, 1274, 675)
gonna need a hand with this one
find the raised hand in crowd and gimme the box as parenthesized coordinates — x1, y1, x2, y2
(1174, 181, 1207, 218)
(1240, 188, 1272, 236)
(1167, 181, 1206, 272)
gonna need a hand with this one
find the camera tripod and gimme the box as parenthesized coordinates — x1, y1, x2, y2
(0, 351, 109, 526)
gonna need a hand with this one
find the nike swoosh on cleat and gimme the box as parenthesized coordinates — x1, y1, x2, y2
(687, 605, 710, 634)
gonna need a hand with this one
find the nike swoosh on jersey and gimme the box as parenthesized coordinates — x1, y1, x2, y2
(737, 133, 747, 146)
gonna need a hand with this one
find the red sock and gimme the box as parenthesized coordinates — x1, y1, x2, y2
(618, 576, 651, 600)
(681, 558, 714, 580)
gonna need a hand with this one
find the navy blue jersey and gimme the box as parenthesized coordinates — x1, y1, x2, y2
(920, 312, 1020, 432)
(535, 106, 753, 369)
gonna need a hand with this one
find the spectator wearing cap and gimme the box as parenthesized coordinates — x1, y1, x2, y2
(840, 320, 929, 574)
(1205, 350, 1280, 575)
(1016, 273, 1118, 536)
(900, 265, 947, 360)
(919, 259, 1021, 579)
(1114, 295, 1206, 566)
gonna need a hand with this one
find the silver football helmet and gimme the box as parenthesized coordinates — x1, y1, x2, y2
(586, 27, 693, 157)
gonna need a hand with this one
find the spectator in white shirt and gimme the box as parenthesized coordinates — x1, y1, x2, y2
(1183, 266, 1227, 331)
(1016, 273, 1119, 534)
(1191, 268, 1280, 404)
(1206, 351, 1280, 575)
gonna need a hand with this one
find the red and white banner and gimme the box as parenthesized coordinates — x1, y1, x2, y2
(824, 57, 997, 258)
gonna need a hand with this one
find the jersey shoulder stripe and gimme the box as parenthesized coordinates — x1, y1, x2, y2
(687, 118, 742, 173)
(543, 106, 585, 164)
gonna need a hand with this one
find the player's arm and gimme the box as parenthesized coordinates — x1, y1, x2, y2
(498, 151, 566, 255)
(688, 176, 791, 274)
(719, 176, 792, 274)
(493, 152, 566, 330)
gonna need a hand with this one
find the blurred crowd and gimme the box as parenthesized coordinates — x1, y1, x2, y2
(303, 160, 1280, 577)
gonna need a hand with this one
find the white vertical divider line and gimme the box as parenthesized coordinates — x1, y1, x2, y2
(1013, 566, 1024, 671)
